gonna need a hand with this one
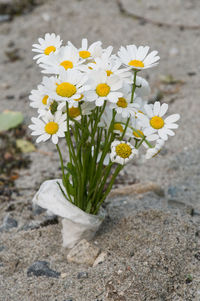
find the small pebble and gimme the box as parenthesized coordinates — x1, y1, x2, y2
(6, 94, 14, 100)
(93, 251, 107, 267)
(77, 272, 88, 279)
(61, 273, 67, 279)
(27, 261, 60, 278)
(168, 186, 178, 198)
(0, 214, 18, 232)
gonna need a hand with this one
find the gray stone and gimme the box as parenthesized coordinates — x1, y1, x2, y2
(77, 272, 88, 279)
(168, 186, 179, 198)
(27, 261, 60, 278)
(0, 214, 18, 232)
(93, 252, 107, 267)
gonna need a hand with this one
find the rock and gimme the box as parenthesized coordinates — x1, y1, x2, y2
(0, 14, 12, 22)
(60, 272, 67, 279)
(67, 239, 100, 266)
(5, 94, 14, 100)
(0, 214, 18, 232)
(5, 48, 21, 61)
(93, 252, 107, 267)
(77, 271, 88, 279)
(109, 182, 164, 198)
(27, 261, 60, 278)
(168, 186, 179, 198)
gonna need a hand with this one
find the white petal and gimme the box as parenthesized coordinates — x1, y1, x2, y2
(52, 135, 58, 144)
(165, 114, 180, 123)
(153, 101, 161, 116)
(159, 103, 168, 117)
(144, 104, 153, 117)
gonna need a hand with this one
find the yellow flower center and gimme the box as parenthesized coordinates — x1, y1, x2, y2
(96, 83, 110, 97)
(60, 60, 73, 70)
(68, 107, 81, 118)
(114, 123, 123, 132)
(56, 82, 77, 98)
(128, 60, 144, 68)
(42, 95, 48, 105)
(133, 129, 144, 138)
(79, 50, 91, 59)
(117, 97, 128, 108)
(44, 46, 56, 55)
(45, 121, 59, 135)
(74, 94, 84, 102)
(150, 116, 164, 129)
(115, 143, 132, 159)
(106, 70, 113, 76)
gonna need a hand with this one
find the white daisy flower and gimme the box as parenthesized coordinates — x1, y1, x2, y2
(118, 45, 160, 70)
(110, 140, 138, 165)
(109, 88, 139, 118)
(68, 38, 103, 60)
(32, 33, 62, 63)
(39, 45, 82, 74)
(38, 100, 59, 118)
(29, 84, 51, 111)
(145, 139, 165, 159)
(29, 111, 66, 144)
(137, 101, 180, 141)
(88, 51, 131, 79)
(126, 118, 145, 141)
(68, 92, 85, 108)
(67, 106, 81, 121)
(84, 70, 123, 107)
(125, 118, 158, 149)
(42, 68, 89, 103)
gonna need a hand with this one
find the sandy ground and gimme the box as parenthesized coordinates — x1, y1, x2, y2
(0, 0, 200, 300)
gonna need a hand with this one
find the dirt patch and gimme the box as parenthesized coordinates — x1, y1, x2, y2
(0, 210, 199, 301)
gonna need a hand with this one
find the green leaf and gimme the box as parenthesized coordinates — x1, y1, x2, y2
(0, 111, 24, 132)
(65, 162, 77, 178)
(16, 139, 36, 153)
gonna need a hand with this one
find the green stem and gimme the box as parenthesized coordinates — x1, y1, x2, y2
(94, 164, 123, 214)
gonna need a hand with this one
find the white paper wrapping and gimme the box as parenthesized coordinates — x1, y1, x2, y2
(32, 179, 105, 248)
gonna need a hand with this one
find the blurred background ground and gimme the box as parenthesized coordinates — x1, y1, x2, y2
(0, 0, 200, 300)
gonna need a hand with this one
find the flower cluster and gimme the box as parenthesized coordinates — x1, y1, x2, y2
(29, 34, 180, 214)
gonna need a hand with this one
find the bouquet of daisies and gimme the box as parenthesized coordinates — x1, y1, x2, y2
(29, 34, 180, 215)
